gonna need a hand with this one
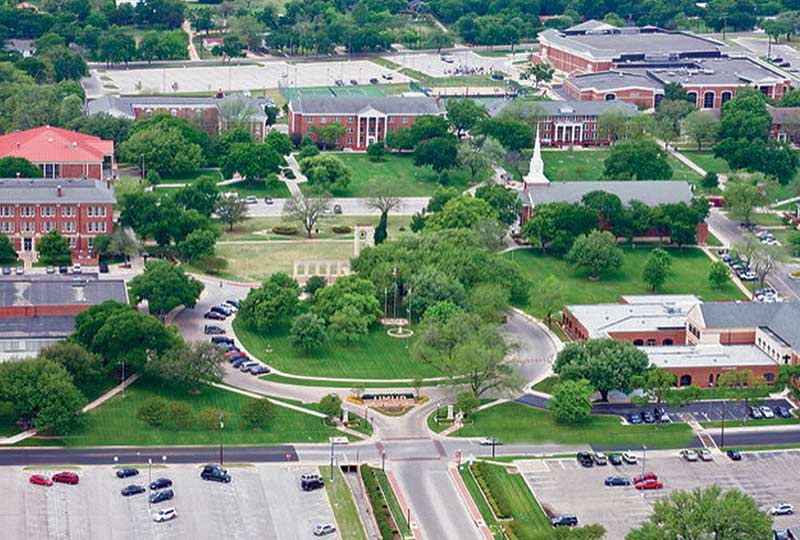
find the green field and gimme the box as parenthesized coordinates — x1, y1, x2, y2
(217, 215, 412, 242)
(680, 151, 730, 174)
(300, 153, 489, 197)
(320, 466, 367, 540)
(537, 150, 703, 183)
(234, 319, 444, 379)
(262, 373, 449, 387)
(41, 378, 330, 447)
(220, 177, 292, 198)
(158, 168, 224, 184)
(458, 466, 505, 540)
(509, 247, 745, 318)
(747, 212, 787, 226)
(451, 402, 695, 449)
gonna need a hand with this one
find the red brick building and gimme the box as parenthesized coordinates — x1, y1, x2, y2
(561, 72, 663, 110)
(0, 126, 115, 180)
(0, 178, 115, 264)
(87, 94, 272, 141)
(767, 104, 800, 144)
(287, 96, 445, 151)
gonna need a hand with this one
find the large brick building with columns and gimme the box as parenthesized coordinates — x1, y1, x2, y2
(0, 178, 115, 264)
(0, 126, 115, 180)
(287, 96, 445, 151)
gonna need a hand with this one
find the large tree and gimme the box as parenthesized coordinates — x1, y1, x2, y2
(38, 341, 104, 389)
(597, 107, 629, 143)
(289, 313, 328, 353)
(128, 260, 204, 321)
(642, 248, 672, 292)
(446, 98, 486, 137)
(172, 176, 219, 217)
(475, 183, 522, 227)
(567, 230, 624, 280)
(529, 275, 564, 329)
(0, 156, 41, 178)
(521, 202, 598, 256)
(0, 235, 17, 264)
(554, 338, 650, 401)
(724, 178, 766, 223)
(457, 135, 504, 181)
(120, 124, 204, 178)
(215, 194, 249, 232)
(425, 195, 498, 231)
(145, 341, 226, 390)
(603, 139, 673, 180)
(300, 154, 351, 192)
(308, 122, 345, 150)
(682, 110, 720, 150)
(707, 260, 730, 290)
(410, 115, 451, 144)
(414, 136, 458, 172)
(312, 275, 381, 341)
(406, 267, 467, 320)
(654, 99, 696, 150)
(549, 379, 594, 424)
(474, 118, 532, 151)
(282, 190, 331, 238)
(718, 91, 771, 142)
(220, 142, 283, 180)
(37, 230, 71, 265)
(626, 486, 772, 540)
(238, 273, 300, 334)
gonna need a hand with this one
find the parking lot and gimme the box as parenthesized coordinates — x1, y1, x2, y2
(520, 450, 800, 539)
(1, 463, 338, 539)
(593, 398, 795, 424)
(386, 51, 514, 78)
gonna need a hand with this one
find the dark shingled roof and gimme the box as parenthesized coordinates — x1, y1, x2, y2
(289, 96, 444, 115)
(0, 276, 128, 308)
(0, 178, 115, 204)
(0, 315, 75, 339)
(527, 181, 694, 206)
(699, 302, 800, 350)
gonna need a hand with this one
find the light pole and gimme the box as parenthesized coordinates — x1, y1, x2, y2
(381, 451, 386, 471)
(219, 413, 225, 466)
(119, 360, 126, 398)
(642, 445, 647, 477)
(329, 423, 335, 483)
(720, 399, 726, 449)
(148, 458, 152, 502)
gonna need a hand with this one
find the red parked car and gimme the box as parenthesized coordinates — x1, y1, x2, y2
(52, 472, 79, 485)
(29, 474, 52, 486)
(635, 479, 663, 490)
(633, 472, 657, 484)
(204, 311, 225, 320)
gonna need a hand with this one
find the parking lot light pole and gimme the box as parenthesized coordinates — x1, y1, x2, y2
(721, 400, 726, 449)
(219, 413, 225, 466)
(382, 451, 386, 471)
(329, 423, 335, 483)
(642, 445, 647, 477)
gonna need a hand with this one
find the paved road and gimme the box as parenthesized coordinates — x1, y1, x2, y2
(707, 208, 800, 301)
(734, 37, 800, 85)
(711, 427, 800, 447)
(242, 196, 430, 217)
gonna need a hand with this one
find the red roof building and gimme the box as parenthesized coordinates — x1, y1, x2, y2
(0, 126, 115, 180)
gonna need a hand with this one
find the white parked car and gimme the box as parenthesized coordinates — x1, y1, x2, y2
(479, 437, 501, 446)
(313, 523, 337, 536)
(761, 406, 775, 418)
(698, 449, 713, 461)
(680, 449, 699, 462)
(622, 451, 638, 464)
(153, 507, 177, 522)
(244, 195, 258, 204)
(771, 503, 795, 516)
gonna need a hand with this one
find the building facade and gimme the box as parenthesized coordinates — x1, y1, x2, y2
(0, 126, 115, 180)
(287, 96, 445, 151)
(0, 178, 115, 264)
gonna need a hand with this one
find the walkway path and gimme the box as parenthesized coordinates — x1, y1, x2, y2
(343, 471, 382, 539)
(772, 195, 800, 208)
(283, 154, 307, 198)
(182, 20, 200, 62)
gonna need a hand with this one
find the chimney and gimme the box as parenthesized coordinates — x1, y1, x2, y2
(57, 185, 62, 197)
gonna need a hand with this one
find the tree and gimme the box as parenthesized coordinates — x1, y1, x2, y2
(173, 176, 219, 217)
(554, 339, 650, 401)
(384, 128, 415, 151)
(522, 62, 554, 88)
(366, 141, 386, 161)
(220, 142, 282, 180)
(308, 122, 346, 150)
(211, 36, 245, 63)
(749, 243, 779, 290)
(120, 125, 204, 178)
(215, 194, 249, 232)
(549, 379, 594, 424)
(290, 313, 328, 353)
(446, 98, 485, 137)
(718, 92, 771, 142)
(283, 190, 331, 238)
(626, 486, 772, 540)
(145, 341, 226, 390)
(475, 183, 521, 227)
(725, 179, 766, 223)
(410, 115, 451, 144)
(329, 304, 369, 343)
(475, 118, 533, 151)
(300, 154, 351, 192)
(455, 390, 480, 418)
(457, 135, 504, 181)
(597, 107, 629, 143)
(0, 235, 17, 264)
(707, 260, 730, 289)
(568, 230, 623, 280)
(238, 273, 300, 334)
(406, 267, 467, 320)
(304, 275, 327, 296)
(128, 260, 204, 321)
(265, 130, 293, 156)
(682, 110, 720, 150)
(654, 99, 696, 149)
(642, 248, 672, 292)
(313, 275, 380, 335)
(0, 156, 41, 178)
(367, 183, 401, 220)
(631, 368, 686, 429)
(414, 137, 458, 172)
(36, 230, 72, 265)
(319, 393, 342, 421)
(529, 275, 564, 329)
(241, 399, 274, 429)
(425, 195, 498, 231)
(603, 139, 672, 180)
(177, 228, 219, 263)
(374, 211, 388, 245)
(38, 342, 103, 388)
(701, 172, 719, 190)
(521, 202, 598, 256)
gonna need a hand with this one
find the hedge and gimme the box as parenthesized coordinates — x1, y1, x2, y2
(360, 465, 396, 540)
(470, 461, 512, 519)
(331, 225, 352, 234)
(284, 169, 296, 179)
(271, 226, 298, 235)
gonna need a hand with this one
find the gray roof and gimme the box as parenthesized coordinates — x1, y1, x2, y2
(0, 276, 128, 308)
(0, 178, 115, 204)
(566, 295, 700, 339)
(0, 315, 75, 339)
(566, 71, 663, 91)
(87, 94, 269, 121)
(645, 344, 777, 369)
(289, 96, 444, 116)
(699, 302, 800, 350)
(565, 20, 618, 33)
(486, 98, 636, 118)
(527, 181, 694, 206)
(628, 57, 786, 86)
(767, 104, 800, 124)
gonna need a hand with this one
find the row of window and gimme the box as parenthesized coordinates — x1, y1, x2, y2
(309, 116, 410, 124)
(678, 372, 775, 387)
(0, 221, 105, 234)
(603, 90, 735, 109)
(0, 206, 105, 218)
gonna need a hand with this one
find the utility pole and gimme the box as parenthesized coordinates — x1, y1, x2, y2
(219, 413, 225, 466)
(642, 445, 647, 477)
(329, 423, 335, 482)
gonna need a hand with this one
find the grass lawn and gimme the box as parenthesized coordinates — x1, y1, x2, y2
(374, 468, 411, 537)
(207, 241, 354, 282)
(453, 402, 695, 449)
(748, 212, 787, 226)
(234, 319, 444, 379)
(458, 466, 505, 540)
(263, 373, 446, 387)
(706, 231, 724, 247)
(320, 466, 367, 540)
(220, 177, 292, 199)
(217, 215, 412, 242)
(48, 377, 330, 447)
(531, 376, 560, 395)
(160, 168, 223, 184)
(538, 150, 702, 183)
(300, 153, 488, 197)
(772, 229, 799, 259)
(680, 150, 730, 174)
(509, 247, 745, 318)
(470, 462, 553, 540)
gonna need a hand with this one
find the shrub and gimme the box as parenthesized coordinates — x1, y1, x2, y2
(145, 170, 161, 185)
(360, 466, 395, 540)
(470, 461, 512, 519)
(198, 408, 223, 431)
(304, 275, 327, 295)
(136, 397, 169, 427)
(241, 399, 274, 429)
(284, 169, 296, 179)
(398, 226, 406, 231)
(194, 255, 228, 274)
(167, 402, 194, 430)
(331, 225, 352, 234)
(701, 171, 719, 189)
(271, 226, 298, 235)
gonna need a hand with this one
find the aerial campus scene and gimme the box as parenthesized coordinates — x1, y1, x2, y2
(3, 0, 800, 539)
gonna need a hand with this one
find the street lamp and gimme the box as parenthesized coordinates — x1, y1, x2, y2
(148, 458, 152, 496)
(219, 413, 225, 466)
(642, 445, 647, 477)
(119, 360, 126, 398)
(381, 451, 386, 471)
(329, 422, 335, 483)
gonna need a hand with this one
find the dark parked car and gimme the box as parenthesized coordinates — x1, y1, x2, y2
(369, 78, 379, 84)
(333, 204, 342, 214)
(727, 449, 742, 461)
(608, 454, 623, 466)
(211, 305, 232, 316)
(334, 79, 344, 86)
(627, 412, 642, 425)
(640, 411, 655, 424)
(491, 73, 504, 80)
(232, 357, 250, 368)
(774, 529, 797, 540)
(577, 451, 593, 467)
(52, 472, 79, 485)
(551, 515, 578, 527)
(226, 299, 241, 308)
(774, 406, 792, 418)
(204, 325, 225, 335)
(116, 468, 139, 479)
(1, 266, 10, 275)
(201, 464, 231, 483)
(204, 311, 225, 320)
(121, 484, 146, 496)
(302, 478, 325, 491)
(350, 79, 358, 85)
(58, 265, 68, 274)
(211, 336, 234, 345)
(251, 365, 271, 375)
(604, 476, 630, 486)
(149, 488, 175, 504)
(149, 478, 173, 490)
(99, 262, 109, 273)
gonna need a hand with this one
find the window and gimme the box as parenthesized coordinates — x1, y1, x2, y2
(721, 91, 732, 105)
(334, 116, 340, 122)
(401, 116, 408, 123)
(347, 128, 353, 134)
(760, 86, 771, 97)
(604, 93, 616, 101)
(662, 338, 674, 345)
(347, 116, 354, 122)
(646, 338, 657, 346)
(388, 117, 395, 124)
(62, 207, 75, 217)
(307, 118, 313, 123)
(686, 92, 698, 106)
(347, 138, 353, 144)
(708, 374, 714, 385)
(0, 206, 12, 217)
(765, 373, 775, 383)
(654, 94, 663, 108)
(703, 91, 715, 109)
(21, 206, 34, 218)
(43, 163, 60, 178)
(87, 207, 93, 217)
(1, 222, 12, 233)
(320, 116, 327, 123)
(88, 237, 93, 249)
(679, 374, 692, 386)
(68, 236, 76, 248)
(62, 221, 75, 233)
(100, 207, 107, 217)
(633, 339, 644, 346)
